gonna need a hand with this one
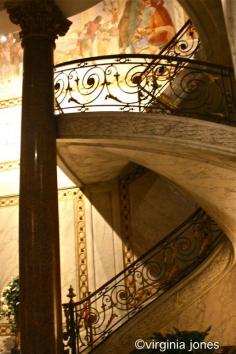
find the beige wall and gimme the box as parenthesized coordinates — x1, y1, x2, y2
(0, 189, 79, 353)
(83, 181, 124, 292)
(0, 190, 78, 303)
(81, 169, 197, 292)
(0, 202, 18, 296)
(1, 170, 233, 352)
(129, 171, 197, 257)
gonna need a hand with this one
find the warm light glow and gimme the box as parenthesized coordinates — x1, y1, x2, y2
(0, 106, 21, 162)
(0, 34, 7, 42)
(55, 57, 177, 113)
(0, 0, 188, 101)
(0, 105, 75, 197)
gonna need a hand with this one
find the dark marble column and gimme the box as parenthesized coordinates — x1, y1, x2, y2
(5, 1, 71, 353)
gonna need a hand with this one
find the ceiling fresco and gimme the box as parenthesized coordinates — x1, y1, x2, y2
(0, 0, 187, 193)
(0, 0, 187, 100)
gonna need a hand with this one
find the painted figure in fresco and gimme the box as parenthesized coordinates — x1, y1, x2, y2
(103, 0, 118, 24)
(9, 33, 22, 76)
(148, 0, 175, 49)
(118, 0, 142, 53)
(119, 0, 175, 54)
(83, 15, 103, 57)
(133, 0, 156, 53)
(97, 0, 119, 55)
(0, 33, 22, 84)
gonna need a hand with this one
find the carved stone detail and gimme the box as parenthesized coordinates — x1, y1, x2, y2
(74, 189, 89, 299)
(57, 113, 236, 154)
(5, 0, 71, 41)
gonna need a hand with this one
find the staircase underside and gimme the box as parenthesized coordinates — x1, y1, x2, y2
(57, 112, 236, 247)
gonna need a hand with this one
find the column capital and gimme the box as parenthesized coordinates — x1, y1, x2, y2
(5, 0, 71, 42)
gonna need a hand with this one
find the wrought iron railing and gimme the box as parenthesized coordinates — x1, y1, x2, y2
(62, 209, 224, 353)
(54, 19, 236, 123)
(54, 54, 235, 122)
(139, 19, 199, 81)
(158, 19, 200, 58)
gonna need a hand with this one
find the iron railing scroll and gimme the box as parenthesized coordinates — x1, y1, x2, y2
(139, 19, 200, 81)
(54, 54, 235, 122)
(159, 19, 200, 58)
(62, 209, 224, 353)
(54, 18, 235, 123)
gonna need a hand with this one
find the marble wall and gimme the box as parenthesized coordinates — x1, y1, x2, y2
(0, 203, 18, 296)
(129, 171, 197, 258)
(0, 190, 78, 303)
(81, 169, 197, 292)
(58, 190, 78, 303)
(83, 181, 124, 292)
(1, 168, 233, 352)
(0, 202, 18, 354)
(162, 265, 236, 346)
(0, 189, 79, 353)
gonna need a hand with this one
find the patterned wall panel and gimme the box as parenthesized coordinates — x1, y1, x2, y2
(118, 165, 148, 268)
(74, 189, 89, 299)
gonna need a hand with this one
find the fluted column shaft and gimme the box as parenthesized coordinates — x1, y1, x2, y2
(5, 1, 71, 353)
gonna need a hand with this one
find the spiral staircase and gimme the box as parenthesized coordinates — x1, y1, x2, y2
(61, 210, 233, 354)
(55, 18, 236, 354)
(0, 0, 235, 353)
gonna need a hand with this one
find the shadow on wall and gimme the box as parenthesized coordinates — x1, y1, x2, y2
(83, 164, 198, 266)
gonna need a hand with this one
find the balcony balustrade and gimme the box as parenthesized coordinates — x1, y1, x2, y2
(54, 20, 235, 123)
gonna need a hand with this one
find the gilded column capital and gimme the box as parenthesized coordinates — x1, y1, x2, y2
(5, 0, 71, 42)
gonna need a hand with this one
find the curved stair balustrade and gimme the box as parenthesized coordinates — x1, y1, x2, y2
(135, 19, 200, 81)
(54, 54, 235, 123)
(62, 209, 225, 354)
(54, 20, 236, 123)
(157, 19, 200, 58)
(139, 19, 200, 81)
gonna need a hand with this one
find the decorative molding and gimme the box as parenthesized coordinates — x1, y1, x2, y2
(57, 113, 236, 154)
(0, 323, 13, 336)
(118, 165, 148, 269)
(5, 0, 71, 42)
(58, 188, 79, 201)
(0, 97, 22, 110)
(0, 195, 19, 207)
(0, 188, 80, 207)
(0, 161, 20, 172)
(74, 189, 89, 299)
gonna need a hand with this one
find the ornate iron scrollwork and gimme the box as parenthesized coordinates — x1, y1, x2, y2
(54, 54, 235, 122)
(54, 20, 235, 122)
(62, 209, 224, 353)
